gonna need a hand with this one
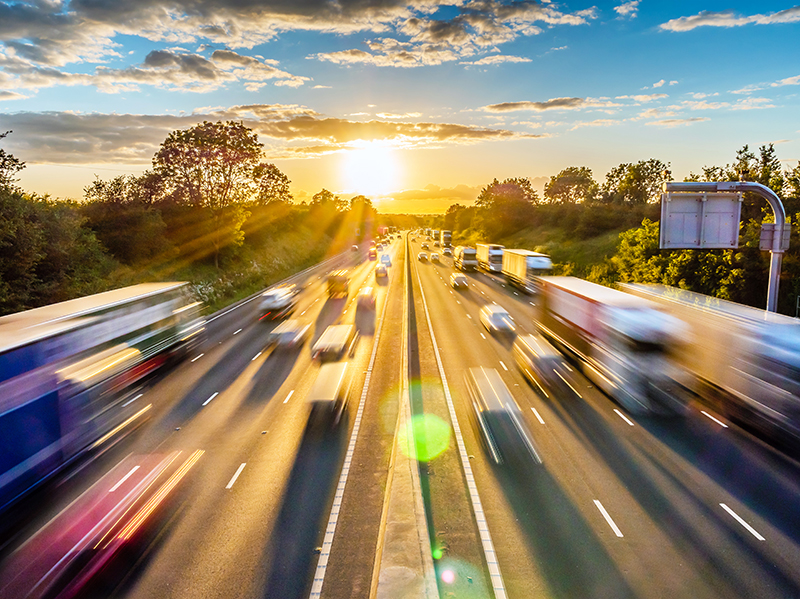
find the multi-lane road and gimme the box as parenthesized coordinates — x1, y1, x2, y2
(4, 233, 800, 599)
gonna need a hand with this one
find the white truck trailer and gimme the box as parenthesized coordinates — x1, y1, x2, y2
(536, 277, 685, 413)
(502, 249, 553, 293)
(440, 230, 452, 247)
(621, 283, 800, 444)
(476, 243, 504, 273)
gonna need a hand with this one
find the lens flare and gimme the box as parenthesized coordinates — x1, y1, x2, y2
(398, 413, 451, 462)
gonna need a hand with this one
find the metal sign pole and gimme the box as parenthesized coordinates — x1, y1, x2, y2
(663, 181, 789, 313)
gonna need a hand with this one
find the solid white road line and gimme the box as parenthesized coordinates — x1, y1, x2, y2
(415, 260, 509, 599)
(203, 392, 218, 406)
(226, 463, 246, 489)
(614, 409, 635, 427)
(191, 353, 204, 362)
(309, 266, 390, 599)
(122, 393, 143, 407)
(593, 500, 624, 537)
(701, 411, 729, 428)
(531, 407, 545, 424)
(720, 503, 765, 540)
(109, 466, 140, 493)
(555, 370, 582, 398)
(284, 390, 294, 404)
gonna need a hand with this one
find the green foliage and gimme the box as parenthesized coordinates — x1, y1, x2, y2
(601, 158, 669, 204)
(0, 131, 25, 190)
(475, 177, 539, 237)
(544, 166, 598, 204)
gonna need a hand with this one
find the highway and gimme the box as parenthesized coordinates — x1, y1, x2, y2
(4, 232, 800, 599)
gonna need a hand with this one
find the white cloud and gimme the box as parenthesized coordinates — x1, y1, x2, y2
(614, 1, 640, 18)
(0, 90, 28, 101)
(772, 74, 800, 87)
(646, 117, 710, 127)
(460, 55, 532, 65)
(652, 79, 666, 88)
(661, 7, 800, 32)
(616, 93, 668, 102)
(570, 118, 619, 130)
(482, 96, 622, 113)
(730, 97, 775, 110)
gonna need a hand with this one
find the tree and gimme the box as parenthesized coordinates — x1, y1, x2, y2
(475, 177, 539, 237)
(602, 159, 669, 204)
(253, 162, 293, 205)
(544, 166, 598, 204)
(786, 162, 800, 199)
(0, 131, 25, 190)
(152, 121, 262, 267)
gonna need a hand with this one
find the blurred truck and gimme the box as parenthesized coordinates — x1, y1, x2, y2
(621, 283, 800, 444)
(502, 249, 552, 294)
(535, 276, 685, 414)
(453, 246, 479, 271)
(327, 270, 350, 298)
(440, 230, 452, 247)
(476, 243, 504, 273)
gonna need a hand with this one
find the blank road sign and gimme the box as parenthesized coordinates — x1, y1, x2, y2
(660, 192, 741, 249)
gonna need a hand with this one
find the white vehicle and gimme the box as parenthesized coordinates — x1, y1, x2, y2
(622, 283, 800, 443)
(502, 249, 552, 294)
(418, 252, 428, 262)
(307, 362, 351, 428)
(453, 246, 478, 271)
(311, 324, 358, 362)
(450, 273, 468, 289)
(536, 277, 684, 414)
(479, 304, 515, 335)
(430, 252, 440, 263)
(259, 285, 298, 320)
(440, 230, 452, 247)
(476, 243, 505, 273)
(268, 319, 311, 349)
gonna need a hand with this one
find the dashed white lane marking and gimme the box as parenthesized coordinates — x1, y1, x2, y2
(701, 411, 729, 428)
(203, 392, 218, 406)
(555, 370, 582, 398)
(415, 259, 509, 599)
(480, 333, 486, 340)
(252, 351, 263, 361)
(191, 353, 204, 362)
(233, 328, 242, 335)
(467, 314, 472, 319)
(594, 500, 624, 537)
(109, 466, 140, 492)
(614, 409, 635, 427)
(283, 390, 294, 404)
(720, 503, 765, 541)
(529, 302, 535, 306)
(226, 463, 246, 489)
(122, 393, 143, 407)
(499, 361, 508, 371)
(301, 310, 308, 315)
(531, 407, 545, 424)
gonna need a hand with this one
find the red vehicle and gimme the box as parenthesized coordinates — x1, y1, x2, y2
(0, 450, 203, 599)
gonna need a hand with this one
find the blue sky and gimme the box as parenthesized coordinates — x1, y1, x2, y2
(1, 0, 798, 212)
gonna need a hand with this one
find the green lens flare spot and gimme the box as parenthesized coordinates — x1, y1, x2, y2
(398, 413, 451, 462)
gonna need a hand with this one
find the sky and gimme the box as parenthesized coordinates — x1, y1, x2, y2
(0, 1, 799, 213)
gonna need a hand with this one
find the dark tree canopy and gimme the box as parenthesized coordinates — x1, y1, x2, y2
(544, 166, 598, 204)
(0, 131, 25, 190)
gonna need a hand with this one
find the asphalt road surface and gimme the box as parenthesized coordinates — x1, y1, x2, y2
(4, 233, 800, 599)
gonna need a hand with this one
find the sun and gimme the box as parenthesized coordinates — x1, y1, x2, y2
(341, 141, 401, 197)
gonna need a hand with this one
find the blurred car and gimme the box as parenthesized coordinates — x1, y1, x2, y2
(434, 241, 440, 247)
(0, 450, 203, 599)
(259, 285, 298, 321)
(418, 252, 428, 262)
(466, 367, 540, 465)
(380, 254, 392, 267)
(368, 248, 377, 260)
(376, 243, 383, 251)
(430, 252, 440, 263)
(268, 318, 311, 349)
(450, 273, 468, 289)
(356, 286, 377, 312)
(327, 270, 350, 297)
(513, 333, 568, 395)
(375, 264, 388, 280)
(443, 247, 452, 257)
(307, 362, 351, 428)
(421, 242, 429, 250)
(479, 304, 515, 335)
(351, 244, 359, 252)
(369, 240, 376, 248)
(312, 324, 358, 361)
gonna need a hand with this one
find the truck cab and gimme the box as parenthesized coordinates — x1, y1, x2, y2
(327, 270, 350, 297)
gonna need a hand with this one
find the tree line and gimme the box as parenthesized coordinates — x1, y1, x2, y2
(0, 123, 378, 315)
